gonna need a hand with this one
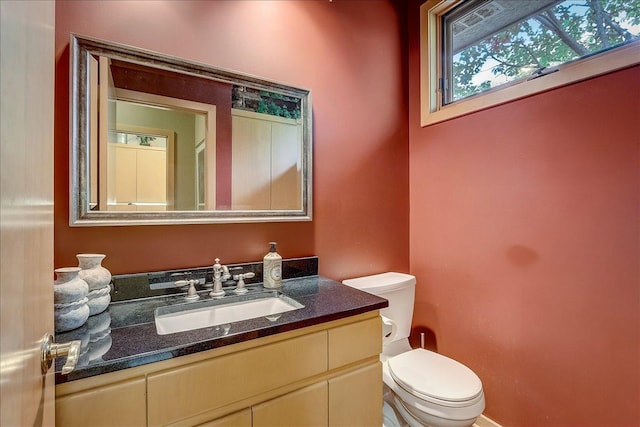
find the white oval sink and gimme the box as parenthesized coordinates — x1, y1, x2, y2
(154, 291, 304, 335)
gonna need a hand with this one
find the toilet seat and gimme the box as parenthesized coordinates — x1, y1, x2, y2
(388, 349, 483, 405)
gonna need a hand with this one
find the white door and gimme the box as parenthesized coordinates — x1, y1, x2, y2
(1, 1, 56, 426)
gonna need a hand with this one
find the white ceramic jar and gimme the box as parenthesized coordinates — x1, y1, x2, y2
(76, 254, 112, 291)
(54, 267, 89, 304)
(77, 253, 112, 315)
(53, 267, 90, 332)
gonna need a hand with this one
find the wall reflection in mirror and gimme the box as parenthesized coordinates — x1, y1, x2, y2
(71, 34, 312, 225)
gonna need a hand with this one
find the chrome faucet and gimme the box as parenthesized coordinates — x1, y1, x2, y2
(210, 258, 230, 298)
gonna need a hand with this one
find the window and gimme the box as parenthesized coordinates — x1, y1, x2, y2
(420, 0, 640, 125)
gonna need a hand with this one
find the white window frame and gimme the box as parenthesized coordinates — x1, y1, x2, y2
(420, 0, 640, 127)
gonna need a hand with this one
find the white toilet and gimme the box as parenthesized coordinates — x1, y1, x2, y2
(343, 272, 485, 427)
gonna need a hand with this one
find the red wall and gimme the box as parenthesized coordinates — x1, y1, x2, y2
(54, 1, 409, 278)
(407, 1, 640, 425)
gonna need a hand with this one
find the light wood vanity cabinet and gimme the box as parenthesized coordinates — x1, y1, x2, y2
(55, 311, 382, 427)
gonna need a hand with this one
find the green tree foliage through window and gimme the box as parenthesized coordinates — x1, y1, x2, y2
(232, 86, 301, 119)
(445, 0, 640, 102)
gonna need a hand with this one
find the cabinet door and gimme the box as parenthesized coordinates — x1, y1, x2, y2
(55, 377, 146, 427)
(108, 143, 167, 209)
(329, 363, 382, 427)
(253, 382, 328, 427)
(136, 147, 166, 203)
(110, 144, 137, 204)
(270, 121, 301, 210)
(231, 114, 271, 209)
(197, 409, 251, 427)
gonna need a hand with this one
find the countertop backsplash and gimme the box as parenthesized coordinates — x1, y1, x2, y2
(110, 256, 319, 302)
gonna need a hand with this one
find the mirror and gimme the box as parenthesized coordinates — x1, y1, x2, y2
(70, 34, 312, 226)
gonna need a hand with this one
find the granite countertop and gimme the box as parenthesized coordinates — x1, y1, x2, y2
(55, 275, 387, 384)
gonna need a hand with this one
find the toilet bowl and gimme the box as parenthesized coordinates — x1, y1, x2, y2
(384, 348, 485, 427)
(343, 273, 485, 427)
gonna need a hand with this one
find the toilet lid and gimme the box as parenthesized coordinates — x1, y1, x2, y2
(388, 349, 483, 403)
(342, 272, 416, 293)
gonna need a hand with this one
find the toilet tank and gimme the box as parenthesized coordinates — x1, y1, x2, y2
(342, 272, 416, 342)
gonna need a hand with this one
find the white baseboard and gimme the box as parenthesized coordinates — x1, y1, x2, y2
(473, 414, 502, 427)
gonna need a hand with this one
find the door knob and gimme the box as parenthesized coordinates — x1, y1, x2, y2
(40, 333, 81, 375)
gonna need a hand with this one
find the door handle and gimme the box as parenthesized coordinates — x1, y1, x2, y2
(40, 333, 81, 375)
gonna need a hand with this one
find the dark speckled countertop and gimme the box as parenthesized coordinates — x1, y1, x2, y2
(55, 274, 387, 384)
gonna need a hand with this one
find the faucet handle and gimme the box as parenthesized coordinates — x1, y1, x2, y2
(233, 272, 256, 281)
(175, 279, 200, 301)
(232, 272, 255, 295)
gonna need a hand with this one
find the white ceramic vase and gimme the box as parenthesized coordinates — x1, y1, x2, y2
(54, 267, 89, 305)
(53, 298, 89, 332)
(86, 285, 111, 315)
(54, 266, 90, 332)
(77, 254, 112, 291)
(54, 297, 90, 333)
(77, 253, 112, 315)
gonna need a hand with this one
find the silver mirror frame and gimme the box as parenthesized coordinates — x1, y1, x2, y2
(69, 34, 312, 226)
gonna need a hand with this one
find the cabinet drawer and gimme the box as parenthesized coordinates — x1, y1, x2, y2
(253, 381, 328, 427)
(328, 316, 381, 369)
(55, 377, 146, 427)
(147, 331, 327, 426)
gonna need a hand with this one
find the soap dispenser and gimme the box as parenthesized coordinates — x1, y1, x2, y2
(263, 242, 282, 289)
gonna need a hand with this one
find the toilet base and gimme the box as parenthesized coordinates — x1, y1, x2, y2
(384, 384, 409, 427)
(393, 394, 478, 427)
(385, 384, 478, 427)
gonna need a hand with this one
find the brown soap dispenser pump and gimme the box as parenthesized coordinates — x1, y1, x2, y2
(263, 242, 282, 289)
